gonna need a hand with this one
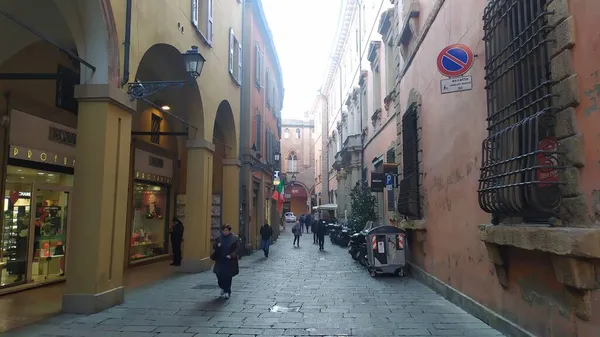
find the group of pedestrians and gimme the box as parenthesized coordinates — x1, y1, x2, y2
(292, 212, 328, 251)
(169, 212, 331, 301)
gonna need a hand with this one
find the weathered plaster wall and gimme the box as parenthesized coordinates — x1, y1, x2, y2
(400, 0, 600, 335)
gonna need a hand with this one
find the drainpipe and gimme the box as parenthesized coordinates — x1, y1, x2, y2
(358, 0, 364, 185)
(120, 0, 133, 87)
(238, 0, 247, 253)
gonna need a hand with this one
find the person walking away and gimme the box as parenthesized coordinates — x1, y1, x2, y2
(304, 212, 312, 235)
(304, 213, 312, 233)
(292, 221, 302, 247)
(311, 214, 318, 244)
(259, 223, 273, 258)
(210, 224, 240, 299)
(169, 217, 184, 266)
(298, 214, 305, 233)
(317, 214, 328, 251)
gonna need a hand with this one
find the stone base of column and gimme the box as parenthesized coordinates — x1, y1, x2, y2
(62, 286, 124, 314)
(178, 257, 213, 273)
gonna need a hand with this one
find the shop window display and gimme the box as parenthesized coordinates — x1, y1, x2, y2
(131, 183, 168, 261)
(1, 166, 71, 287)
(32, 189, 68, 283)
(1, 189, 31, 287)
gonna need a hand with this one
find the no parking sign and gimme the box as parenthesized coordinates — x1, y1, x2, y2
(437, 43, 474, 94)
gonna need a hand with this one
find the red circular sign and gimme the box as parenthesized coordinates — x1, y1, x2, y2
(437, 44, 474, 77)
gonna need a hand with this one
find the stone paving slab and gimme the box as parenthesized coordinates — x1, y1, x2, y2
(5, 230, 504, 337)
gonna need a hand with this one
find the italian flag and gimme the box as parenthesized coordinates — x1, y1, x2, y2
(271, 177, 286, 212)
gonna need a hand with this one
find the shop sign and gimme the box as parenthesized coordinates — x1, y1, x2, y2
(135, 171, 172, 185)
(149, 156, 164, 168)
(48, 126, 77, 147)
(10, 145, 75, 168)
(370, 172, 385, 192)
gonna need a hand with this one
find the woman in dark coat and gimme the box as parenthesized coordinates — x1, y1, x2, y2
(211, 223, 240, 299)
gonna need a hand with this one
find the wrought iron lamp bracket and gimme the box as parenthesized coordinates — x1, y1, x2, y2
(127, 80, 191, 101)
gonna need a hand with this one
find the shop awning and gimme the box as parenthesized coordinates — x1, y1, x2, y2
(314, 204, 337, 211)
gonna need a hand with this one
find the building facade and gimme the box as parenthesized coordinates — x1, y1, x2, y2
(316, 0, 600, 336)
(240, 0, 284, 252)
(0, 0, 242, 314)
(311, 0, 392, 220)
(280, 117, 315, 215)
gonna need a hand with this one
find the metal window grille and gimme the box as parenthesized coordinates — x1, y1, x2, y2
(397, 104, 420, 218)
(150, 113, 162, 144)
(478, 0, 563, 223)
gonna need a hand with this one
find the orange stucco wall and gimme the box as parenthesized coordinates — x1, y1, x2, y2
(399, 0, 600, 336)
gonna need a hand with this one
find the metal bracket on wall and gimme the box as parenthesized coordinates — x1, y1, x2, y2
(127, 81, 187, 101)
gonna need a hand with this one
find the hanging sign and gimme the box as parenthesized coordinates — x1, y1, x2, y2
(437, 44, 474, 77)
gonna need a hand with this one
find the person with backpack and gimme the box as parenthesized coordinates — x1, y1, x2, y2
(292, 221, 302, 247)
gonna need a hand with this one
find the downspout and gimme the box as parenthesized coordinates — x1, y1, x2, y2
(238, 0, 247, 253)
(120, 0, 133, 87)
(358, 0, 364, 185)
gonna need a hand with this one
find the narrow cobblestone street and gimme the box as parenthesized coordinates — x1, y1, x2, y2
(6, 230, 504, 337)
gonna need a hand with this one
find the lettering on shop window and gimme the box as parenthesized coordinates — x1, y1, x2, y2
(48, 126, 77, 147)
(10, 145, 75, 168)
(135, 171, 172, 185)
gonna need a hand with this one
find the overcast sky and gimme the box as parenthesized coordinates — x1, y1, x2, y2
(261, 0, 342, 119)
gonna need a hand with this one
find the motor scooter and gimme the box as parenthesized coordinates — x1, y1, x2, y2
(348, 231, 366, 260)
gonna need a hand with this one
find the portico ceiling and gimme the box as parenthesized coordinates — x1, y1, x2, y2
(0, 0, 76, 67)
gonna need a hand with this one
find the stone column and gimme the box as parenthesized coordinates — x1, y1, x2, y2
(62, 84, 134, 314)
(221, 159, 240, 234)
(180, 139, 214, 273)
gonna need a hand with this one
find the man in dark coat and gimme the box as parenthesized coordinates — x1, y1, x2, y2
(259, 223, 273, 258)
(317, 213, 328, 251)
(304, 213, 312, 233)
(211, 224, 240, 299)
(169, 217, 184, 266)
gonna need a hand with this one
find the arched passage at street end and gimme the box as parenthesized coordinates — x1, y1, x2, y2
(0, 0, 133, 314)
(129, 43, 204, 266)
(285, 181, 310, 215)
(212, 100, 240, 235)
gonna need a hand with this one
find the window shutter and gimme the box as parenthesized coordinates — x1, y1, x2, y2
(266, 70, 270, 106)
(260, 52, 265, 88)
(191, 0, 199, 28)
(238, 43, 243, 81)
(255, 43, 260, 85)
(207, 0, 213, 42)
(228, 28, 234, 74)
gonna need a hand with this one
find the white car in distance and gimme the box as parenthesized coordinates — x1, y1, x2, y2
(284, 212, 296, 223)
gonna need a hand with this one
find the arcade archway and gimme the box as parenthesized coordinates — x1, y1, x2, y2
(212, 100, 239, 236)
(128, 43, 204, 265)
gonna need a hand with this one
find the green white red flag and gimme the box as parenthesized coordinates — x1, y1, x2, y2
(271, 177, 286, 212)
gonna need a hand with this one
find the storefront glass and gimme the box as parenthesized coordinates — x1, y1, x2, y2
(130, 182, 168, 262)
(1, 166, 72, 288)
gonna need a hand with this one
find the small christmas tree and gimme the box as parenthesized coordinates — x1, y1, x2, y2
(347, 183, 378, 232)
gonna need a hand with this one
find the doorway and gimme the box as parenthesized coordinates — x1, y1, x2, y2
(28, 184, 71, 284)
(1, 181, 71, 289)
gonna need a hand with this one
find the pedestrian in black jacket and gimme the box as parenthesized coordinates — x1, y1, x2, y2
(310, 214, 317, 244)
(169, 217, 184, 266)
(317, 215, 328, 251)
(259, 223, 273, 258)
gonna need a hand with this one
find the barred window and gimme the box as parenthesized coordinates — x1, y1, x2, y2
(478, 0, 562, 224)
(150, 113, 162, 144)
(397, 104, 420, 219)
